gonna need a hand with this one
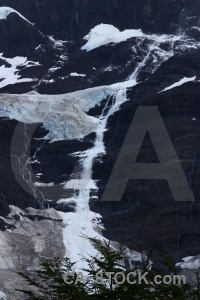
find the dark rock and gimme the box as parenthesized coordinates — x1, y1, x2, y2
(0, 119, 48, 212)
(92, 49, 200, 262)
(0, 218, 15, 231)
(26, 214, 63, 222)
(0, 117, 96, 213)
(0, 190, 10, 217)
(37, 39, 139, 94)
(0, 0, 200, 39)
(186, 27, 200, 41)
(52, 202, 76, 213)
(36, 133, 95, 184)
(0, 11, 54, 60)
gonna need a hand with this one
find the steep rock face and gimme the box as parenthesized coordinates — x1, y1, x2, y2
(36, 38, 139, 94)
(0, 4, 200, 96)
(0, 120, 49, 217)
(0, 0, 200, 39)
(0, 9, 69, 94)
(93, 49, 200, 261)
(0, 12, 47, 58)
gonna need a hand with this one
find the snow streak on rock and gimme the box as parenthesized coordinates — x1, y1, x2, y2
(0, 290, 7, 300)
(159, 76, 196, 93)
(176, 256, 200, 270)
(59, 31, 185, 269)
(0, 6, 32, 24)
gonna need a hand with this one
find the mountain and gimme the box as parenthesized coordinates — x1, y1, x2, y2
(0, 0, 200, 38)
(0, 1, 200, 299)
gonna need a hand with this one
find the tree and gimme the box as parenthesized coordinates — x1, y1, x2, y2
(17, 237, 200, 300)
(17, 257, 87, 300)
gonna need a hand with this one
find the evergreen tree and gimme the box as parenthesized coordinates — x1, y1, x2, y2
(17, 237, 200, 300)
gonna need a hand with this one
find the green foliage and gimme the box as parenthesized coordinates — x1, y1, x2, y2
(17, 237, 200, 300)
(17, 257, 87, 300)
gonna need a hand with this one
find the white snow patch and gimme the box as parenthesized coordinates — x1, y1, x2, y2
(48, 36, 66, 48)
(49, 67, 60, 73)
(0, 54, 37, 88)
(82, 24, 144, 51)
(70, 72, 86, 77)
(81, 23, 182, 52)
(182, 256, 195, 262)
(0, 291, 7, 300)
(176, 256, 200, 270)
(59, 210, 104, 271)
(159, 76, 196, 93)
(9, 205, 25, 216)
(104, 66, 115, 72)
(0, 7, 32, 24)
(34, 182, 55, 187)
(35, 44, 42, 51)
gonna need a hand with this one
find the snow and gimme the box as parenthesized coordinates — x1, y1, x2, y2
(0, 291, 7, 300)
(35, 44, 42, 51)
(104, 66, 115, 72)
(0, 7, 32, 24)
(81, 23, 183, 52)
(159, 76, 196, 93)
(5, 54, 161, 134)
(182, 256, 195, 262)
(49, 66, 60, 73)
(34, 182, 54, 187)
(48, 36, 66, 48)
(35, 173, 42, 177)
(57, 49, 153, 271)
(70, 72, 86, 77)
(82, 24, 144, 51)
(0, 86, 114, 142)
(59, 88, 142, 271)
(58, 87, 144, 271)
(0, 79, 148, 142)
(59, 210, 104, 271)
(176, 256, 200, 270)
(0, 54, 37, 88)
